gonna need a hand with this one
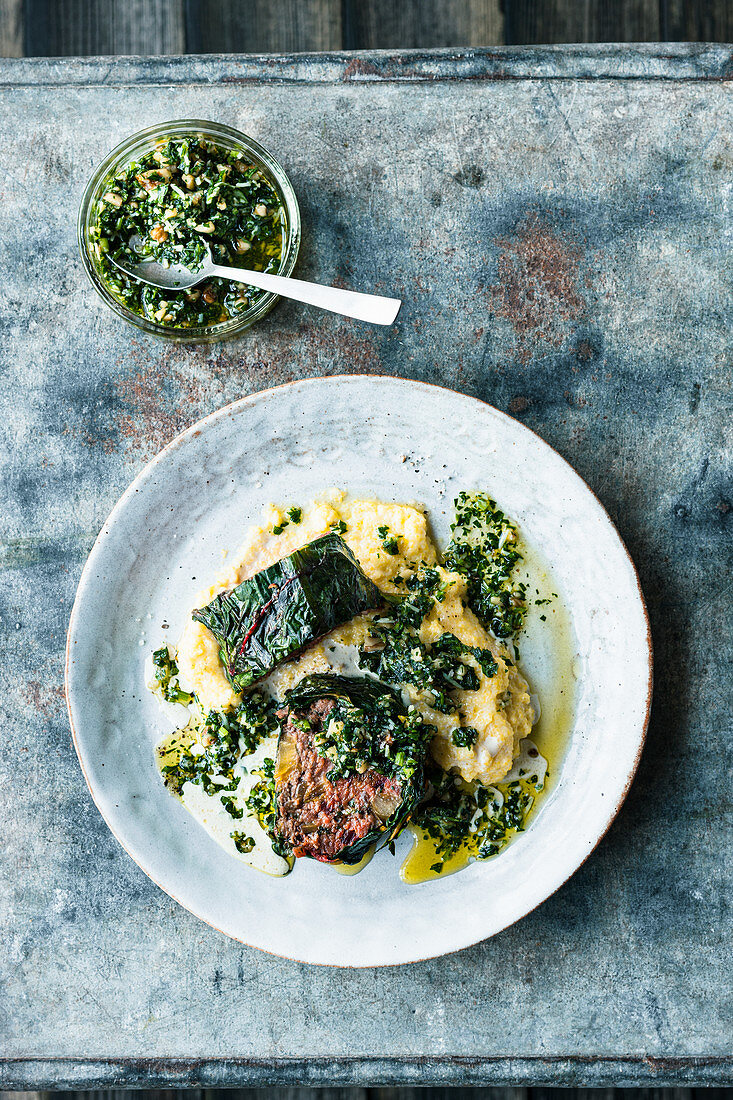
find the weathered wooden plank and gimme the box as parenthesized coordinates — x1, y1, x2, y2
(342, 0, 503, 49)
(17, 0, 733, 59)
(504, 0, 662, 43)
(0, 1089, 706, 1099)
(551, 1092, 615, 1100)
(0, 1091, 710, 1100)
(24, 0, 185, 56)
(661, 0, 733, 41)
(0, 1092, 48, 1100)
(564, 1091, 618, 1100)
(0, 0, 23, 56)
(184, 0, 342, 53)
(627, 1090, 694, 1100)
(370, 1089, 527, 1100)
(208, 1091, 367, 1100)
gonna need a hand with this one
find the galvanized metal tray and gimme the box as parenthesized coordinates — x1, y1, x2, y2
(0, 45, 730, 1088)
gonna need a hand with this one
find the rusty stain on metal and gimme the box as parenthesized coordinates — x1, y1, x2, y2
(104, 327, 382, 461)
(22, 680, 66, 718)
(489, 215, 586, 363)
(508, 395, 532, 415)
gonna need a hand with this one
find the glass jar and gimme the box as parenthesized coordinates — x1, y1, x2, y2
(78, 119, 301, 343)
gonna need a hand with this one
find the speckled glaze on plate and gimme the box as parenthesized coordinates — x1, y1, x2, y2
(65, 376, 651, 967)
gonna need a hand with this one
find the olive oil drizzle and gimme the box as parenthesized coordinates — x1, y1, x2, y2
(332, 846, 376, 875)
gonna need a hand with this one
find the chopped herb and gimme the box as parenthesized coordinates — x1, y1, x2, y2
(231, 832, 255, 854)
(272, 521, 288, 535)
(331, 519, 348, 534)
(377, 524, 400, 555)
(451, 725, 479, 748)
(158, 691, 277, 797)
(235, 690, 280, 755)
(220, 794, 244, 819)
(414, 761, 541, 869)
(246, 757, 292, 859)
(151, 646, 194, 706)
(473, 647, 499, 678)
(287, 507, 302, 523)
(359, 574, 495, 715)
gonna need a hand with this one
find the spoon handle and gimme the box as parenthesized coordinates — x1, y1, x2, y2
(208, 264, 401, 326)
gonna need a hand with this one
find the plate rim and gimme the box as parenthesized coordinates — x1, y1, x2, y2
(65, 374, 653, 966)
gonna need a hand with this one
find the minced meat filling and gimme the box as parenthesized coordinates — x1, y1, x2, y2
(274, 697, 402, 862)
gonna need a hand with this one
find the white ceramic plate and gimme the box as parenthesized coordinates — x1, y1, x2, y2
(66, 377, 651, 966)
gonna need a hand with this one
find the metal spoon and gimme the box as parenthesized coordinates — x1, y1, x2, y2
(110, 236, 401, 326)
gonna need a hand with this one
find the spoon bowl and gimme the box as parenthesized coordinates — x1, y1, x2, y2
(111, 235, 205, 290)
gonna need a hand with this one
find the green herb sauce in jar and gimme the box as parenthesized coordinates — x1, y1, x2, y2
(89, 135, 285, 328)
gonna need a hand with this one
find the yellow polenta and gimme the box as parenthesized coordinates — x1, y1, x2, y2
(176, 491, 533, 786)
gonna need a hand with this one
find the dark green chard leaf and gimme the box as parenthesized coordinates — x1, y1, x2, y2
(192, 534, 382, 692)
(284, 672, 402, 715)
